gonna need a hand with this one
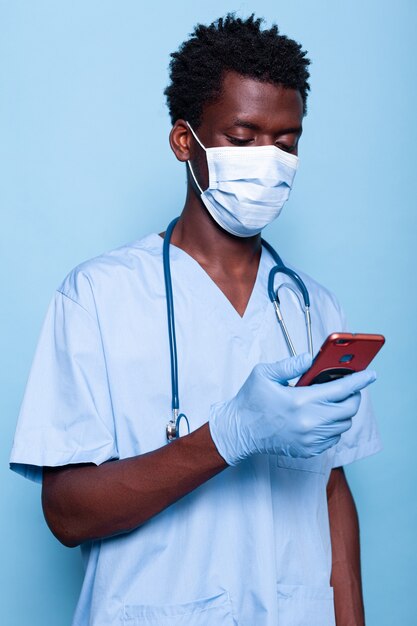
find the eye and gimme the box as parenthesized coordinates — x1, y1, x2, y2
(276, 142, 296, 153)
(226, 135, 253, 146)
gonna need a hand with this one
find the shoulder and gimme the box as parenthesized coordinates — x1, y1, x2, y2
(56, 233, 163, 313)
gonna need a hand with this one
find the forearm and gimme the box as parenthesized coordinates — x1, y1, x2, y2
(42, 422, 227, 547)
(327, 467, 365, 626)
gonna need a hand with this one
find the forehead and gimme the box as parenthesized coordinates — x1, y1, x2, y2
(201, 71, 303, 129)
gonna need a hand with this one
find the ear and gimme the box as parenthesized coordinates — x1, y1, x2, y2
(169, 119, 193, 162)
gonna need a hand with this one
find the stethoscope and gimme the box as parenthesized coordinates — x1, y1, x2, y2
(163, 217, 313, 441)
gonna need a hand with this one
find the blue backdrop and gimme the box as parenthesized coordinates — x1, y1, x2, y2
(1, 1, 415, 624)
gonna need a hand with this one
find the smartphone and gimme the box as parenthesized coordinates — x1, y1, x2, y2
(296, 332, 385, 387)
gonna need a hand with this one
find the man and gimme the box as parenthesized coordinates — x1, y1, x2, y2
(10, 14, 381, 626)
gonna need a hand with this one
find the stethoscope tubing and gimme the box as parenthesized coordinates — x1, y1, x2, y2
(163, 217, 313, 440)
(162, 218, 181, 413)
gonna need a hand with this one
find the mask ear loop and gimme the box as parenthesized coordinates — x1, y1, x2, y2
(185, 122, 206, 194)
(186, 121, 207, 150)
(186, 161, 203, 194)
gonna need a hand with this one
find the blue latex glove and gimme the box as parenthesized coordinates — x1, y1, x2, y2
(209, 353, 377, 465)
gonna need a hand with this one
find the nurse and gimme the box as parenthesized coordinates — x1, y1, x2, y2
(10, 14, 381, 626)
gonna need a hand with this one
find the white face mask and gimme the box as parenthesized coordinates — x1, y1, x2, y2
(186, 122, 299, 237)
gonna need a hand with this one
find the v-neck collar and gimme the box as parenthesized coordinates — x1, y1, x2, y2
(152, 233, 271, 323)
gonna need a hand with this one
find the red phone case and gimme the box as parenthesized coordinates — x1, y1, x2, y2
(296, 333, 385, 387)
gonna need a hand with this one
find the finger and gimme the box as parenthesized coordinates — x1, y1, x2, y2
(316, 417, 353, 441)
(319, 434, 342, 451)
(312, 369, 377, 403)
(261, 353, 312, 384)
(326, 434, 342, 450)
(307, 433, 344, 456)
(320, 392, 362, 422)
(330, 418, 353, 436)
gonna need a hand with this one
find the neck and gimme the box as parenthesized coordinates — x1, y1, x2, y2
(169, 185, 262, 275)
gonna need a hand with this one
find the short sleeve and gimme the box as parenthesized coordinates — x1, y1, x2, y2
(331, 386, 382, 468)
(10, 289, 119, 483)
(324, 295, 383, 468)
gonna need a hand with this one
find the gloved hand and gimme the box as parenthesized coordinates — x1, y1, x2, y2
(209, 353, 376, 465)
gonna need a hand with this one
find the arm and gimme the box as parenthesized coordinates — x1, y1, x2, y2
(327, 467, 365, 626)
(42, 423, 227, 548)
(43, 357, 374, 549)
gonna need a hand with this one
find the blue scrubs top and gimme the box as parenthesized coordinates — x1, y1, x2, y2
(10, 233, 382, 626)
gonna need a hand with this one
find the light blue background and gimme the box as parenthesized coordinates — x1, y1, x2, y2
(1, 1, 415, 624)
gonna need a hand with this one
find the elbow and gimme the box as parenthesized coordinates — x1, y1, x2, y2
(42, 502, 82, 548)
(53, 524, 81, 549)
(41, 483, 82, 548)
(55, 532, 80, 549)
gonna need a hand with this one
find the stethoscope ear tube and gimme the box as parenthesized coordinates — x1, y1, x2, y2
(266, 264, 310, 308)
(263, 239, 313, 358)
(272, 299, 297, 357)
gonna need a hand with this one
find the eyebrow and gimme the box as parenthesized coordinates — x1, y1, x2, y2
(230, 118, 303, 135)
(231, 119, 260, 130)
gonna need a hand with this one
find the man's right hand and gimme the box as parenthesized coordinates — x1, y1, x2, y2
(208, 353, 377, 466)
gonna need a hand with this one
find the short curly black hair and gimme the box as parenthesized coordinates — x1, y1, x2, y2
(165, 13, 311, 128)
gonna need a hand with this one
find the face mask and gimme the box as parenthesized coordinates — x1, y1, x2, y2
(186, 122, 299, 237)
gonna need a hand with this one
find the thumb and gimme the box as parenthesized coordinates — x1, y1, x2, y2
(260, 353, 312, 384)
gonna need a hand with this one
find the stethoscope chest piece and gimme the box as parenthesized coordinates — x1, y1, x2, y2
(166, 410, 190, 442)
(166, 419, 178, 442)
